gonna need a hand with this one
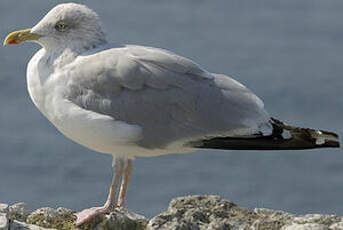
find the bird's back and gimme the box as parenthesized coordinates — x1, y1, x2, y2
(63, 44, 271, 150)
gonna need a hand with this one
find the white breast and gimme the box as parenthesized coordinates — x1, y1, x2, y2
(26, 49, 144, 156)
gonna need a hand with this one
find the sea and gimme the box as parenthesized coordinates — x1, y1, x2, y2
(0, 0, 342, 218)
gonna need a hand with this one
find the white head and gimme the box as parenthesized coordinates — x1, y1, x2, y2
(4, 3, 107, 51)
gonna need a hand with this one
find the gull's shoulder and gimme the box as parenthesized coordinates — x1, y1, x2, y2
(72, 43, 213, 80)
(125, 44, 213, 79)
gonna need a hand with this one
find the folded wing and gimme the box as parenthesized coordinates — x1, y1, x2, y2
(64, 44, 271, 149)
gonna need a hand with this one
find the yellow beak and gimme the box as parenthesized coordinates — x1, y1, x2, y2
(3, 28, 43, 46)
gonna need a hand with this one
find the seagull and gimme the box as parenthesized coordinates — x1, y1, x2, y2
(4, 2, 340, 226)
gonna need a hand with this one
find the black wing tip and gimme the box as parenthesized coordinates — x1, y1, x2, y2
(189, 118, 340, 151)
(323, 140, 340, 148)
(312, 138, 340, 149)
(271, 117, 340, 148)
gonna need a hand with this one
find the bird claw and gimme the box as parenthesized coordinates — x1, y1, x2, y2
(74, 206, 114, 226)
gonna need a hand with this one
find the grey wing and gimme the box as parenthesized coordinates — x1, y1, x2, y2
(65, 45, 271, 149)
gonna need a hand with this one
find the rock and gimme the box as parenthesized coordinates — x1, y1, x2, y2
(3, 196, 343, 230)
(0, 203, 9, 230)
(9, 203, 31, 222)
(149, 195, 260, 230)
(147, 195, 343, 230)
(91, 209, 147, 230)
(10, 220, 55, 230)
(148, 195, 255, 230)
(281, 223, 330, 230)
(331, 222, 343, 230)
(25, 207, 76, 230)
(25, 206, 147, 230)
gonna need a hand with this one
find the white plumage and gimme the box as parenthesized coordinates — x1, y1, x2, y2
(26, 4, 271, 158)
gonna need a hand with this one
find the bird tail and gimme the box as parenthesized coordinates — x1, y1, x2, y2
(190, 118, 340, 150)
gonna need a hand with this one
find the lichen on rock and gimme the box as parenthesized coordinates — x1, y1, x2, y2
(26, 207, 77, 230)
(9, 203, 31, 222)
(20, 206, 147, 230)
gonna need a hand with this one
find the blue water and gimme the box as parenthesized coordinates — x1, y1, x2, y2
(0, 0, 342, 218)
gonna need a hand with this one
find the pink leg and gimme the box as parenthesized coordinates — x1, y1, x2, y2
(75, 157, 124, 226)
(117, 159, 133, 208)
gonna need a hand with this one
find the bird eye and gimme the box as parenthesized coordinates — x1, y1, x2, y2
(55, 22, 68, 32)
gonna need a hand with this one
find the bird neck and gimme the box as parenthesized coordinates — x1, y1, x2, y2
(40, 38, 108, 54)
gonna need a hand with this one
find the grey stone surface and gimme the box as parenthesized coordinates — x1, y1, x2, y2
(92, 209, 147, 230)
(147, 195, 343, 230)
(331, 222, 343, 230)
(281, 223, 330, 230)
(0, 203, 9, 230)
(2, 196, 343, 229)
(10, 220, 55, 230)
(148, 195, 259, 230)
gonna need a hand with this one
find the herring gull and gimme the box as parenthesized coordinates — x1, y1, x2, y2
(4, 3, 340, 226)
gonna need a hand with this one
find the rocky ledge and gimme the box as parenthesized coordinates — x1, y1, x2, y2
(1, 195, 343, 230)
